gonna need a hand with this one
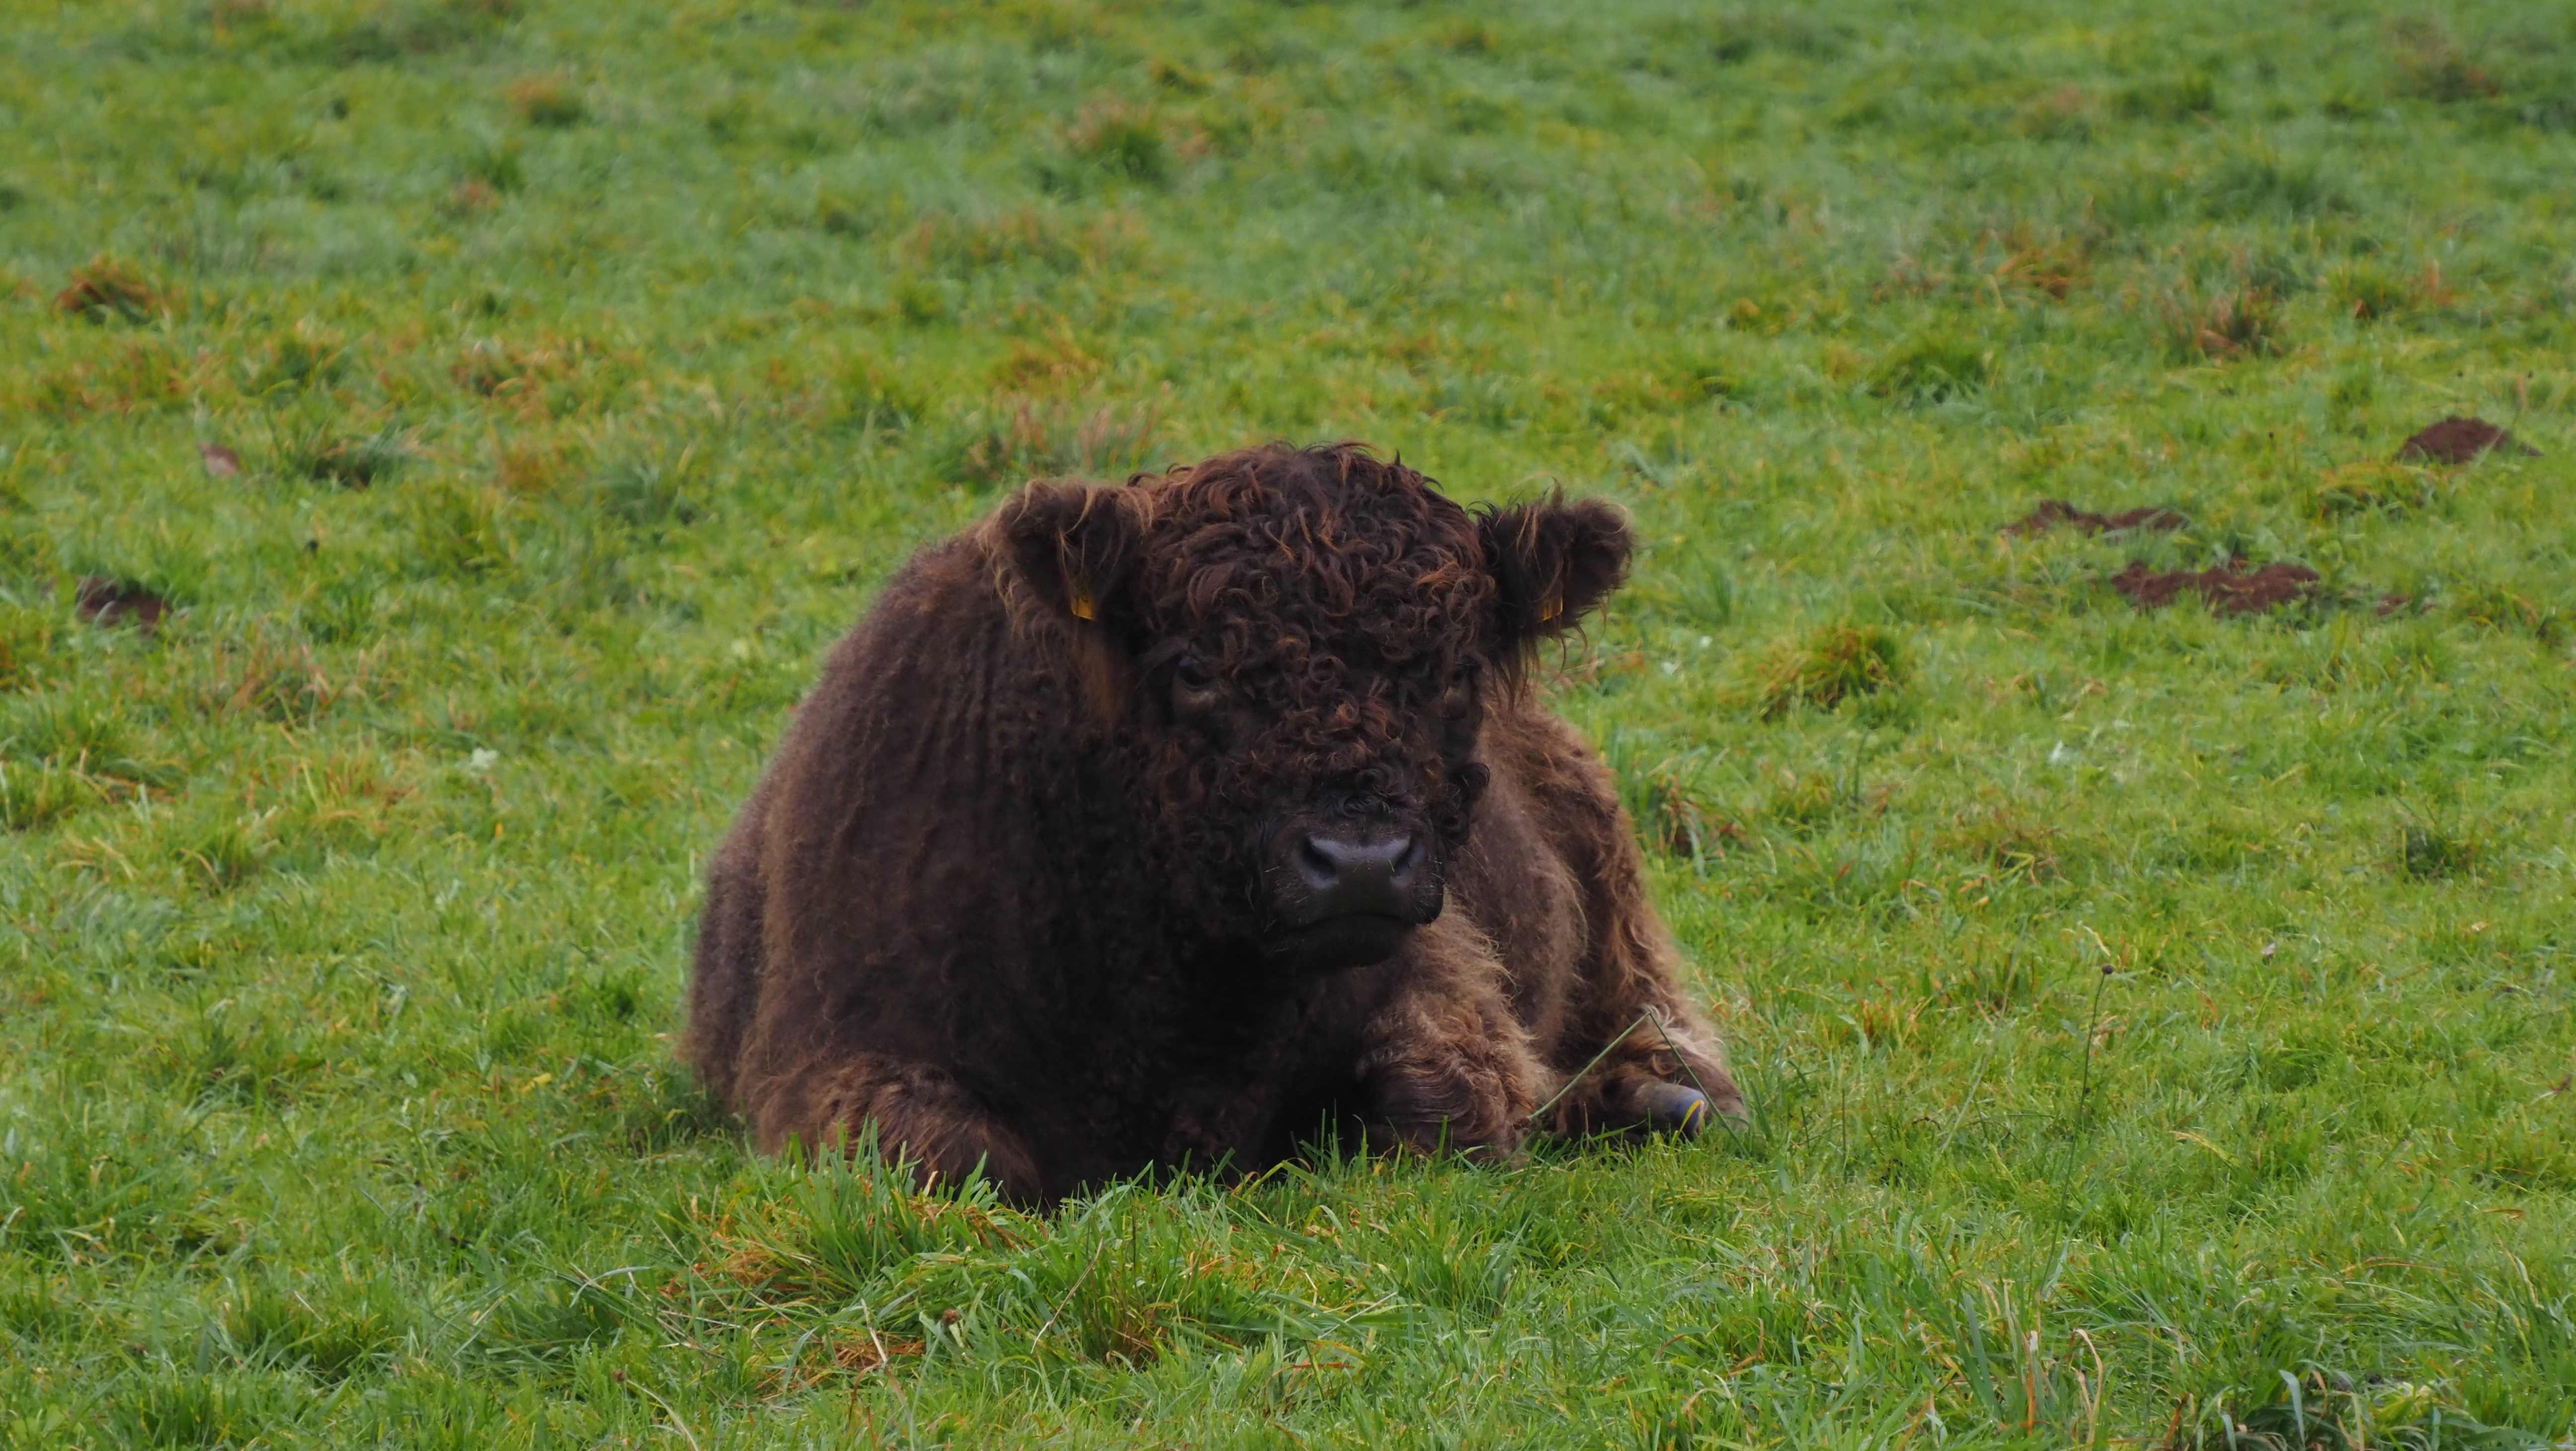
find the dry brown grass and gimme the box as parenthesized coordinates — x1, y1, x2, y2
(53, 256, 163, 323)
(2156, 283, 2284, 361)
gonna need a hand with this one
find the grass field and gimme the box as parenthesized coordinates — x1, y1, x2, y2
(4, 0, 2575, 1444)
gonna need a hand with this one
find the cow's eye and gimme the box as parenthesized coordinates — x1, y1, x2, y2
(1172, 654, 1214, 692)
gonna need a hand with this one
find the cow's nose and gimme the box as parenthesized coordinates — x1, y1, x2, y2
(1294, 830, 1424, 918)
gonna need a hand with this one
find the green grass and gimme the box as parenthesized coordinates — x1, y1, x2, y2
(3, 0, 2574, 1445)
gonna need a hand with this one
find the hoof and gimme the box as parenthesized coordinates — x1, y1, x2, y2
(1635, 1082, 1712, 1139)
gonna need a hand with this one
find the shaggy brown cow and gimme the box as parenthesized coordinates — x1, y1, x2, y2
(683, 442, 1741, 1205)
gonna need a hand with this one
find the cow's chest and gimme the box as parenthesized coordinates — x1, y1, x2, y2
(1058, 960, 1371, 1172)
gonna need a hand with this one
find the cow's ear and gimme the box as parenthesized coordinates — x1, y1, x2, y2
(994, 481, 1146, 628)
(1477, 495, 1632, 652)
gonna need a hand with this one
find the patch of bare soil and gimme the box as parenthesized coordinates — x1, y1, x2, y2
(2110, 558, 2319, 616)
(2005, 500, 2188, 535)
(2397, 416, 2538, 465)
(75, 577, 171, 630)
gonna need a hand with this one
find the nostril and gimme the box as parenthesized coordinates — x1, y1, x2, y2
(1391, 835, 1423, 879)
(1296, 834, 1341, 889)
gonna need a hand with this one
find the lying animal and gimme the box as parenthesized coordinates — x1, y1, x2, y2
(683, 442, 1741, 1204)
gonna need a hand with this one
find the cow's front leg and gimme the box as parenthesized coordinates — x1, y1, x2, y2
(1161, 1081, 1291, 1181)
(1354, 921, 1543, 1160)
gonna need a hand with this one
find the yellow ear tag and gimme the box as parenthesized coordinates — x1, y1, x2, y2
(1069, 583, 1096, 622)
(1537, 591, 1563, 624)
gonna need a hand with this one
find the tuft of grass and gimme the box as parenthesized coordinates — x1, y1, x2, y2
(53, 256, 163, 323)
(831, 356, 924, 435)
(2196, 153, 2349, 222)
(2157, 282, 2285, 361)
(505, 74, 586, 128)
(2397, 823, 2475, 881)
(402, 478, 513, 572)
(2451, 583, 2563, 645)
(936, 397, 1164, 488)
(489, 431, 580, 494)
(1940, 806, 2066, 885)
(1639, 773, 1735, 857)
(312, 433, 405, 488)
(1869, 335, 1991, 402)
(246, 322, 347, 394)
(201, 631, 367, 726)
(458, 135, 525, 193)
(439, 177, 501, 218)
(1606, 738, 1741, 861)
(1057, 100, 1175, 187)
(211, 1275, 413, 1380)
(1749, 625, 1907, 718)
(0, 604, 57, 694)
(5, 689, 136, 767)
(2114, 71, 2219, 121)
(2015, 86, 2094, 142)
(899, 205, 1130, 275)
(2327, 260, 2415, 321)
(272, 420, 406, 488)
(2309, 462, 2433, 519)
(2388, 19, 2500, 103)
(590, 449, 705, 533)
(106, 1371, 301, 1450)
(0, 762, 95, 831)
(1436, 20, 1498, 56)
(2396, 800, 2480, 881)
(1759, 767, 1848, 830)
(2324, 360, 2379, 434)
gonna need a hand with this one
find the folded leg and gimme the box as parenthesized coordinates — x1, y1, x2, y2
(1355, 917, 1545, 1160)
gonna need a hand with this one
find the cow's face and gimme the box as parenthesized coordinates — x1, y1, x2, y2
(996, 444, 1630, 973)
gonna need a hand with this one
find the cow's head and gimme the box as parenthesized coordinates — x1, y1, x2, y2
(993, 442, 1629, 973)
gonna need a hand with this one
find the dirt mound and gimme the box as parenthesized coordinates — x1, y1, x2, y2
(2006, 499, 2188, 535)
(2397, 416, 2539, 465)
(75, 576, 171, 630)
(2110, 557, 2318, 616)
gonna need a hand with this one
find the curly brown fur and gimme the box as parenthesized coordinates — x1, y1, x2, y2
(682, 442, 1741, 1205)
